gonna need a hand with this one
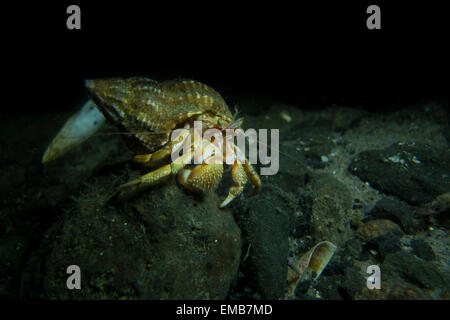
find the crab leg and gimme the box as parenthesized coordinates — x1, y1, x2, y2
(220, 161, 248, 208)
(133, 147, 171, 166)
(133, 128, 191, 166)
(116, 150, 194, 199)
(243, 159, 261, 196)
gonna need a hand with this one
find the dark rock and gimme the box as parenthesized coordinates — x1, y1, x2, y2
(383, 251, 447, 290)
(294, 279, 313, 298)
(349, 143, 450, 205)
(342, 239, 363, 260)
(377, 236, 402, 257)
(416, 193, 450, 230)
(25, 174, 241, 299)
(233, 188, 294, 299)
(0, 234, 32, 298)
(383, 281, 431, 299)
(355, 276, 432, 300)
(356, 219, 403, 258)
(412, 239, 435, 261)
(367, 197, 416, 233)
(417, 192, 450, 216)
(292, 214, 309, 238)
(273, 140, 308, 194)
(301, 174, 355, 246)
(315, 275, 342, 300)
(321, 250, 353, 279)
(340, 266, 366, 299)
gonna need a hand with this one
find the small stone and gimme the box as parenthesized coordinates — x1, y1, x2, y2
(356, 219, 403, 243)
(411, 239, 435, 261)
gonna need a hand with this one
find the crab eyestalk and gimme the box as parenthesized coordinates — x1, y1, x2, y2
(227, 117, 244, 129)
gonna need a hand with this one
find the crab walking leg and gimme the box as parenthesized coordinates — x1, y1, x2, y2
(243, 159, 261, 196)
(220, 161, 248, 208)
(177, 163, 224, 193)
(133, 129, 191, 166)
(119, 150, 194, 192)
(133, 146, 171, 166)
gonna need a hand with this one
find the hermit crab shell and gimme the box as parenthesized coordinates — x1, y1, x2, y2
(286, 241, 337, 298)
(85, 77, 234, 154)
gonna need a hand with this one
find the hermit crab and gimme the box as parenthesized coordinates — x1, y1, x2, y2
(79, 77, 261, 207)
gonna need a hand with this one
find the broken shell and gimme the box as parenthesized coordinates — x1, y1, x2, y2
(286, 241, 337, 298)
(42, 99, 106, 163)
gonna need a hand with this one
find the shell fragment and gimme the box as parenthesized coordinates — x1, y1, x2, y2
(42, 99, 106, 163)
(286, 241, 337, 298)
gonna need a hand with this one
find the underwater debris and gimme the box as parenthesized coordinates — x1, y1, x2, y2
(42, 99, 105, 163)
(280, 110, 292, 123)
(286, 241, 337, 298)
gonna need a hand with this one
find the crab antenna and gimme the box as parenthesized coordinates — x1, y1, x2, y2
(233, 104, 240, 119)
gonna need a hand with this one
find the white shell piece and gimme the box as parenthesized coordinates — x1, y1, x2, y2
(42, 99, 106, 163)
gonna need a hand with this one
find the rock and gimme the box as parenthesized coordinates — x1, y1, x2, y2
(272, 140, 308, 194)
(340, 266, 367, 299)
(27, 173, 241, 299)
(0, 234, 31, 298)
(417, 192, 450, 217)
(342, 239, 363, 261)
(377, 236, 402, 257)
(356, 219, 403, 243)
(355, 277, 432, 300)
(233, 188, 294, 299)
(366, 197, 416, 233)
(301, 174, 356, 247)
(0, 113, 132, 299)
(314, 275, 342, 300)
(412, 239, 436, 261)
(356, 219, 403, 257)
(383, 251, 448, 291)
(348, 142, 450, 205)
